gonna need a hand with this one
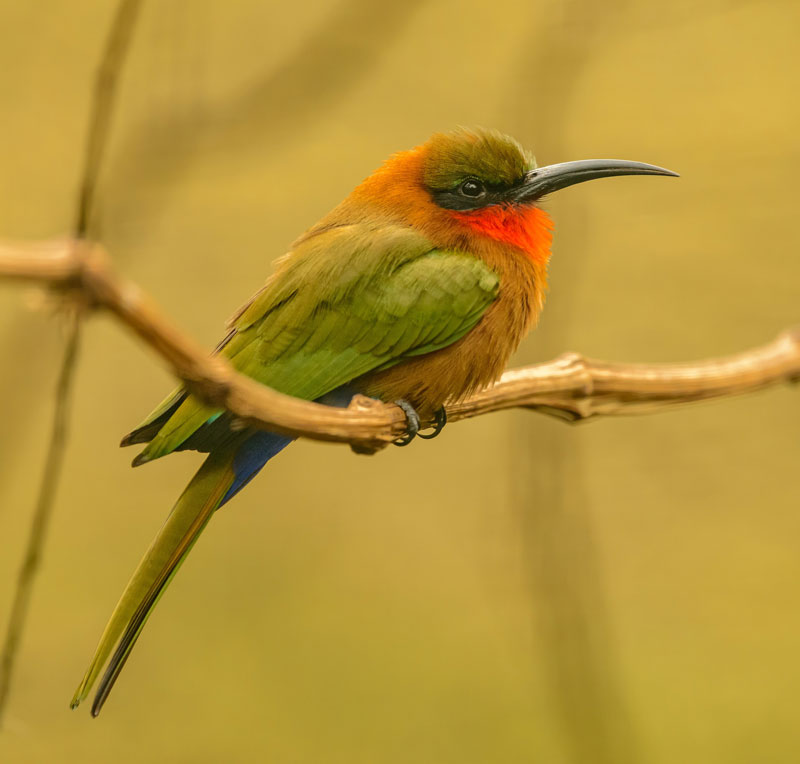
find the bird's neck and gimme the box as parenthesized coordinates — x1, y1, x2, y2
(448, 205, 553, 266)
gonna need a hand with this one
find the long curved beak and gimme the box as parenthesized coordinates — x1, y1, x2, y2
(513, 159, 678, 202)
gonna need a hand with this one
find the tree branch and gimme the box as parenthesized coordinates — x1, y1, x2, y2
(1, 237, 797, 452)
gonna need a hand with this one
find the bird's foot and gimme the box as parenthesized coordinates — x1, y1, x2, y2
(393, 399, 420, 446)
(393, 403, 447, 446)
(418, 407, 447, 440)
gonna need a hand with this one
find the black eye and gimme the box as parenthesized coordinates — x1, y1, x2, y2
(460, 179, 485, 198)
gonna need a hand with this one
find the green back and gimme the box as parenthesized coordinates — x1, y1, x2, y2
(135, 223, 499, 462)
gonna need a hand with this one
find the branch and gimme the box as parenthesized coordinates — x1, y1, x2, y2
(1, 238, 798, 451)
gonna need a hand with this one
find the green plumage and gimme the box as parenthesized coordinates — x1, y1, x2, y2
(135, 223, 499, 463)
(71, 445, 239, 713)
(71, 221, 499, 713)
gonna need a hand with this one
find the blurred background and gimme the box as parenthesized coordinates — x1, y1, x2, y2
(1, 1, 798, 762)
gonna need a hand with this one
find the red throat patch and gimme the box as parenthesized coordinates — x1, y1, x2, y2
(450, 205, 553, 264)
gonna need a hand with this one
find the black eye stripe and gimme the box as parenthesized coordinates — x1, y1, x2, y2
(428, 175, 528, 211)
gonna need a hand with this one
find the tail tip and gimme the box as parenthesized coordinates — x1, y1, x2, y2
(131, 452, 151, 468)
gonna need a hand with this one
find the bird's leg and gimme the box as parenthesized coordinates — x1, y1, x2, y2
(393, 399, 420, 446)
(417, 407, 447, 440)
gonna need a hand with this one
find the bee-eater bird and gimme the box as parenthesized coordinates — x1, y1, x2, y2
(71, 127, 676, 715)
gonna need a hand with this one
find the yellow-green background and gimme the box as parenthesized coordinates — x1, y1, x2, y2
(1, 2, 798, 762)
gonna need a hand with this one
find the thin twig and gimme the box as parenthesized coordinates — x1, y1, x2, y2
(75, 0, 144, 237)
(0, 238, 797, 454)
(0, 315, 81, 727)
(0, 0, 143, 727)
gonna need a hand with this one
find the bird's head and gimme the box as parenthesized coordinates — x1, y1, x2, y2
(350, 127, 676, 264)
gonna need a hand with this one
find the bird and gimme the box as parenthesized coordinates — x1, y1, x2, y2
(70, 127, 676, 716)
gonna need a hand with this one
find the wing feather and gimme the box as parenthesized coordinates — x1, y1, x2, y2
(131, 224, 499, 463)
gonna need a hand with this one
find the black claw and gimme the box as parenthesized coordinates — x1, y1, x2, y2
(393, 399, 420, 446)
(418, 407, 447, 440)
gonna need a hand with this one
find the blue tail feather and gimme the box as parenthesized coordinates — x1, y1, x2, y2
(218, 386, 357, 508)
(220, 431, 293, 506)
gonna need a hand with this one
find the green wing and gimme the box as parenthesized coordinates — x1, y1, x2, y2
(134, 224, 499, 463)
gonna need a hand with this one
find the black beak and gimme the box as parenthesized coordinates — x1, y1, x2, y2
(513, 159, 678, 202)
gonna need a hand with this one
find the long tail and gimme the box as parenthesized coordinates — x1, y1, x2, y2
(70, 432, 291, 716)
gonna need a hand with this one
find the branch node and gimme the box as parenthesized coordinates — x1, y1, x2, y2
(183, 356, 234, 405)
(556, 350, 595, 399)
(348, 395, 395, 455)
